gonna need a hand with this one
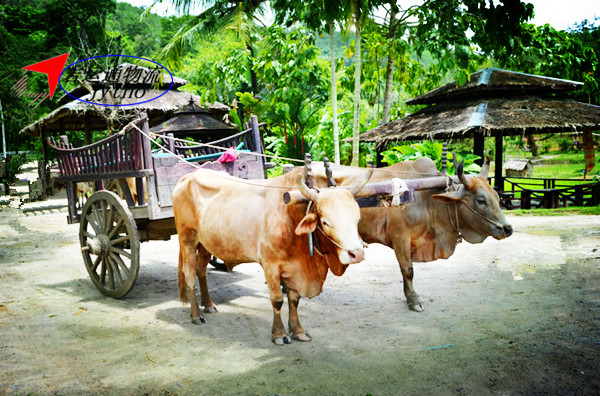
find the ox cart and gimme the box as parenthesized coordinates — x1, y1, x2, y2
(46, 113, 267, 298)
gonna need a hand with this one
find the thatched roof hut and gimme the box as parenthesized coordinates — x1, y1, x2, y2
(406, 68, 582, 105)
(149, 98, 237, 141)
(20, 62, 230, 137)
(20, 90, 230, 137)
(359, 96, 600, 145)
(359, 68, 600, 188)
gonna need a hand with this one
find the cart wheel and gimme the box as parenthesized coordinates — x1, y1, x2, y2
(79, 190, 140, 298)
(210, 256, 228, 272)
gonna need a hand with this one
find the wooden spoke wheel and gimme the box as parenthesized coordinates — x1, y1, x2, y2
(79, 191, 140, 298)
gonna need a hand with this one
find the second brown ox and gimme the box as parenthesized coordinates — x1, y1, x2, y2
(306, 156, 513, 312)
(172, 168, 371, 345)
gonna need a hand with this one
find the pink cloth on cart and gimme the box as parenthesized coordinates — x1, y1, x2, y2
(217, 147, 239, 163)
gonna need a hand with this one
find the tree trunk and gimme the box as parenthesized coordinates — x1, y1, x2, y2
(351, 6, 362, 167)
(381, 13, 397, 125)
(246, 42, 259, 95)
(525, 132, 539, 157)
(330, 19, 340, 165)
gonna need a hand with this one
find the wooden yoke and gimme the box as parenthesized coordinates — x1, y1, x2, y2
(283, 175, 460, 206)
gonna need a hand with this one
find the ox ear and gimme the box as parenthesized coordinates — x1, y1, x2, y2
(295, 213, 318, 235)
(432, 189, 464, 204)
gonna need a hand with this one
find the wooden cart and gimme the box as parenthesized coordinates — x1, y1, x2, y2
(46, 113, 267, 298)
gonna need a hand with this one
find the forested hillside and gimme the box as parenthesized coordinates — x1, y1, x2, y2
(1, 0, 598, 166)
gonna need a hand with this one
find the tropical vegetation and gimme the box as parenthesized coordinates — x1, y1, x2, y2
(1, 0, 599, 177)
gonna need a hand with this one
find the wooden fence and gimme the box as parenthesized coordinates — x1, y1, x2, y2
(492, 176, 600, 209)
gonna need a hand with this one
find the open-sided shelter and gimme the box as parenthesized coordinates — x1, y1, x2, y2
(360, 68, 600, 190)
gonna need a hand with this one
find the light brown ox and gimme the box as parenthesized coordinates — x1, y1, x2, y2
(306, 156, 513, 312)
(172, 168, 371, 345)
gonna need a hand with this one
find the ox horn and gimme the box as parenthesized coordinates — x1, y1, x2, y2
(297, 175, 319, 203)
(453, 154, 472, 190)
(349, 169, 373, 197)
(479, 156, 491, 179)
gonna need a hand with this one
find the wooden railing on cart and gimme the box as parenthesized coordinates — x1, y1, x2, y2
(160, 120, 266, 163)
(46, 113, 153, 223)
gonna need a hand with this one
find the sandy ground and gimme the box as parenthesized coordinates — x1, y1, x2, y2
(1, 193, 600, 395)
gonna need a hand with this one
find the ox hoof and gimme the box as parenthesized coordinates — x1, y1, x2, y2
(407, 295, 424, 312)
(273, 335, 292, 346)
(203, 305, 218, 314)
(292, 332, 312, 342)
(191, 316, 206, 325)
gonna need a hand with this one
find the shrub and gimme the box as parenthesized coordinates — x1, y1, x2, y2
(380, 141, 481, 175)
(2, 154, 26, 185)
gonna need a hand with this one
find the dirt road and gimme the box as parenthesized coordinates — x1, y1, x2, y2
(1, 203, 599, 395)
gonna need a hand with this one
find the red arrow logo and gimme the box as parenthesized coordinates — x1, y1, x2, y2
(23, 52, 70, 100)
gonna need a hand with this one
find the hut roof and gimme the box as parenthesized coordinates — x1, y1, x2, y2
(20, 90, 230, 137)
(503, 159, 530, 171)
(149, 99, 237, 138)
(359, 96, 600, 145)
(407, 68, 583, 105)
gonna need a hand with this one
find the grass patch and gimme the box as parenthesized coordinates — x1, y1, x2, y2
(507, 206, 600, 216)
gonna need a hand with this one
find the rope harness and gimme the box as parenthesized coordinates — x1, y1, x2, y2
(304, 200, 366, 257)
(444, 177, 505, 243)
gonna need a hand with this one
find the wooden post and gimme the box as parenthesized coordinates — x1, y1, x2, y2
(140, 112, 160, 218)
(84, 112, 92, 145)
(376, 143, 385, 168)
(167, 133, 175, 153)
(65, 182, 78, 224)
(250, 115, 266, 178)
(41, 126, 49, 198)
(473, 134, 484, 166)
(521, 190, 531, 210)
(494, 134, 503, 190)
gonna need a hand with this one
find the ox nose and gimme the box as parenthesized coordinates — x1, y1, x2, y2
(347, 247, 365, 264)
(503, 224, 513, 237)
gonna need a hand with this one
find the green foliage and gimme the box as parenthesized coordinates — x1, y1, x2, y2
(381, 141, 481, 175)
(313, 110, 376, 166)
(558, 137, 577, 153)
(251, 26, 330, 160)
(499, 21, 599, 104)
(105, 2, 164, 57)
(2, 154, 26, 185)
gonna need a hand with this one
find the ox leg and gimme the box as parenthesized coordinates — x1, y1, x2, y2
(394, 249, 424, 312)
(181, 243, 205, 324)
(287, 289, 311, 342)
(264, 268, 291, 345)
(196, 247, 217, 313)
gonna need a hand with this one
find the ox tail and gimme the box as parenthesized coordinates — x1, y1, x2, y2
(178, 249, 189, 304)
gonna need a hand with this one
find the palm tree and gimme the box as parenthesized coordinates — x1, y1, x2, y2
(154, 0, 267, 95)
(272, 0, 348, 165)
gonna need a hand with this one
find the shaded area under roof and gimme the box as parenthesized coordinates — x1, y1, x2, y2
(407, 68, 583, 105)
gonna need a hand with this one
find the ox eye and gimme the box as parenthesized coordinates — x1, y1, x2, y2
(477, 196, 486, 206)
(321, 219, 331, 228)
